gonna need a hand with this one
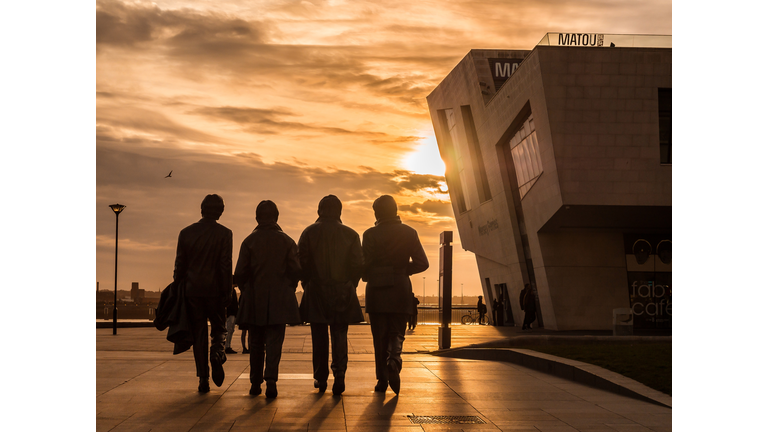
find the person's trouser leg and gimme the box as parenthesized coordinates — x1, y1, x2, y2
(187, 297, 210, 378)
(208, 303, 227, 367)
(368, 313, 389, 382)
(385, 314, 409, 373)
(249, 326, 266, 385)
(310, 323, 330, 383)
(329, 323, 349, 379)
(264, 324, 286, 382)
(225, 315, 235, 348)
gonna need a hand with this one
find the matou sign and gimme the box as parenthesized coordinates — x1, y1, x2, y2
(557, 33, 605, 46)
(488, 58, 523, 91)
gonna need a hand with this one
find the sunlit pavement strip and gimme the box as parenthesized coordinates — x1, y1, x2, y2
(97, 325, 671, 432)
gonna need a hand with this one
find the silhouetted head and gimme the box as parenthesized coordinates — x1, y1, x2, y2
(372, 195, 398, 221)
(317, 195, 342, 220)
(478, 296, 482, 300)
(201, 194, 225, 220)
(256, 200, 279, 224)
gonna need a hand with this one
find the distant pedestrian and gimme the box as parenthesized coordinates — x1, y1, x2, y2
(298, 195, 364, 395)
(173, 194, 233, 393)
(520, 284, 537, 330)
(225, 287, 239, 354)
(492, 298, 502, 326)
(477, 296, 487, 324)
(408, 293, 420, 330)
(240, 327, 249, 354)
(363, 195, 429, 394)
(235, 200, 302, 398)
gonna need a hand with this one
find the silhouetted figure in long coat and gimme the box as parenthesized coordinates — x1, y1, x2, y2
(298, 195, 364, 395)
(173, 194, 233, 393)
(362, 195, 429, 394)
(520, 284, 537, 330)
(234, 200, 301, 398)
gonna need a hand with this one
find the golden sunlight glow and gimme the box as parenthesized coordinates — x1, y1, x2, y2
(404, 134, 446, 177)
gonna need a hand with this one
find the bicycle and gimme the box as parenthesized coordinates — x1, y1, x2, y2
(460, 310, 489, 325)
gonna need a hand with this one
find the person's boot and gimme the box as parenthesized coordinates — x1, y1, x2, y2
(265, 380, 278, 398)
(198, 377, 210, 393)
(314, 379, 327, 393)
(332, 375, 345, 396)
(249, 383, 261, 396)
(387, 361, 400, 395)
(374, 379, 387, 392)
(211, 351, 226, 387)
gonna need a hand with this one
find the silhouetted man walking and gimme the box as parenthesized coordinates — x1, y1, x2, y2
(298, 195, 364, 395)
(173, 194, 232, 393)
(235, 200, 302, 398)
(362, 195, 429, 394)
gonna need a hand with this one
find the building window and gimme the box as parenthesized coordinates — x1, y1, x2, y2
(658, 88, 672, 164)
(509, 115, 542, 198)
(439, 108, 470, 213)
(461, 106, 492, 202)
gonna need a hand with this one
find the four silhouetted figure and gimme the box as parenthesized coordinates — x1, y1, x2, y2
(362, 195, 429, 394)
(234, 200, 302, 398)
(298, 195, 364, 395)
(173, 194, 233, 393)
(166, 193, 439, 396)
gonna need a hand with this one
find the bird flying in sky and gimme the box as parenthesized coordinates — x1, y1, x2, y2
(165, 170, 172, 178)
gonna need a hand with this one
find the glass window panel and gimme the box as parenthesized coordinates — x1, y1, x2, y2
(512, 147, 526, 185)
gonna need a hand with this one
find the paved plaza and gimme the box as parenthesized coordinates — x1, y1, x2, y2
(96, 324, 671, 431)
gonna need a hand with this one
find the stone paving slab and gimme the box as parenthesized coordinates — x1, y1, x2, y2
(97, 325, 671, 431)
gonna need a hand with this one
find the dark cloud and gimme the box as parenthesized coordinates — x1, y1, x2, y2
(399, 199, 454, 217)
(97, 1, 267, 48)
(193, 105, 396, 140)
(98, 105, 224, 145)
(392, 170, 447, 193)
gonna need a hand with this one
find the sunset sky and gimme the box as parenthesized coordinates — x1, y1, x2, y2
(95, 0, 672, 300)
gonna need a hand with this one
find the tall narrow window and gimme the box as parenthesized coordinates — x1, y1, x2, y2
(461, 106, 492, 202)
(509, 115, 542, 198)
(439, 109, 469, 213)
(658, 88, 672, 164)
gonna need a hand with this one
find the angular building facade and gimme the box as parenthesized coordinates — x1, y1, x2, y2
(427, 34, 672, 331)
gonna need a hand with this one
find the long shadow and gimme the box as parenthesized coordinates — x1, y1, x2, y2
(356, 392, 399, 430)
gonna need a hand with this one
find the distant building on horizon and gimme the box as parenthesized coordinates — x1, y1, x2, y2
(427, 33, 672, 331)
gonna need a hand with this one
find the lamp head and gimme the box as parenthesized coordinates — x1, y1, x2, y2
(109, 204, 126, 215)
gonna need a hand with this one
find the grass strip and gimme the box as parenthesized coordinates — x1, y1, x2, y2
(517, 343, 671, 395)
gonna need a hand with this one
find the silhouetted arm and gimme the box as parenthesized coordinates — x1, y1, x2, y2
(286, 240, 302, 289)
(220, 230, 233, 302)
(233, 240, 250, 289)
(406, 231, 429, 276)
(348, 232, 364, 286)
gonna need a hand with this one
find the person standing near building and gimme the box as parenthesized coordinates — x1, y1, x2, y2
(492, 298, 503, 326)
(521, 284, 537, 330)
(298, 195, 364, 396)
(234, 200, 302, 398)
(476, 296, 487, 324)
(362, 195, 429, 395)
(173, 194, 232, 393)
(225, 286, 239, 354)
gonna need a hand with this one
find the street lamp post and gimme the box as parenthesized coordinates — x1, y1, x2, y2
(109, 204, 126, 335)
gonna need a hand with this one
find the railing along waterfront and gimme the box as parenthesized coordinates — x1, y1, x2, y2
(97, 304, 486, 325)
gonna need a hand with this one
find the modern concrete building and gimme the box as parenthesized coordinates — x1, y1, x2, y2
(427, 34, 671, 331)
